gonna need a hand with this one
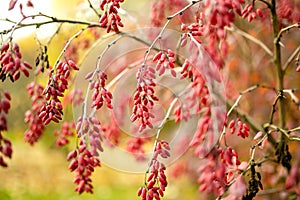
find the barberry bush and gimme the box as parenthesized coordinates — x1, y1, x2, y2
(1, 0, 300, 199)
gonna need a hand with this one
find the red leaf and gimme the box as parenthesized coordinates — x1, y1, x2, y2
(8, 0, 18, 10)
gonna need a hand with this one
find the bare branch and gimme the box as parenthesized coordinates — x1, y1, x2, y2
(226, 26, 273, 57)
(283, 45, 300, 72)
(264, 123, 300, 141)
(275, 23, 300, 44)
(87, 0, 101, 18)
(1, 13, 101, 36)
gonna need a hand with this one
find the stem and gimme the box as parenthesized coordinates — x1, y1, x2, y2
(283, 45, 300, 72)
(275, 23, 300, 43)
(1, 13, 101, 35)
(264, 123, 300, 142)
(87, 0, 101, 18)
(142, 0, 201, 66)
(268, 93, 281, 124)
(219, 84, 277, 146)
(226, 26, 273, 57)
(54, 28, 86, 67)
(78, 36, 122, 136)
(271, 0, 285, 129)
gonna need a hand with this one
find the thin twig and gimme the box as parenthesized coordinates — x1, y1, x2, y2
(78, 35, 122, 136)
(43, 28, 88, 94)
(289, 126, 300, 133)
(46, 23, 63, 45)
(283, 45, 300, 72)
(264, 123, 300, 141)
(143, 0, 202, 179)
(218, 84, 277, 146)
(268, 92, 282, 124)
(142, 0, 202, 66)
(226, 26, 273, 57)
(1, 13, 101, 35)
(228, 84, 261, 115)
(283, 89, 300, 110)
(275, 23, 300, 44)
(87, 0, 101, 18)
(53, 28, 87, 68)
(257, 188, 287, 196)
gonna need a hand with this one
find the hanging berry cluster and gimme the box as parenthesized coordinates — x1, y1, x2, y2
(68, 115, 104, 194)
(24, 82, 45, 145)
(0, 42, 32, 82)
(153, 49, 176, 77)
(228, 118, 250, 139)
(131, 66, 158, 132)
(138, 140, 170, 200)
(197, 147, 247, 197)
(99, 0, 124, 33)
(75, 116, 104, 156)
(54, 122, 76, 147)
(39, 60, 79, 125)
(126, 137, 150, 161)
(89, 71, 113, 110)
(67, 140, 101, 194)
(0, 90, 12, 167)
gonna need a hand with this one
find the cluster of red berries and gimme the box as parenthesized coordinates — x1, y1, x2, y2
(99, 0, 124, 33)
(39, 60, 79, 125)
(75, 116, 104, 156)
(131, 66, 158, 132)
(0, 90, 11, 130)
(153, 49, 176, 77)
(0, 135, 12, 168)
(228, 118, 250, 138)
(68, 140, 101, 194)
(0, 90, 12, 167)
(0, 42, 32, 82)
(150, 0, 185, 27)
(24, 82, 45, 145)
(138, 140, 170, 200)
(241, 4, 264, 22)
(126, 137, 149, 161)
(90, 71, 113, 110)
(54, 122, 75, 146)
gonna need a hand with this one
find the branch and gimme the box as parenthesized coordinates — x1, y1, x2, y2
(264, 123, 300, 142)
(87, 0, 101, 18)
(226, 26, 273, 57)
(268, 91, 282, 124)
(283, 89, 300, 110)
(275, 23, 300, 44)
(142, 0, 202, 66)
(146, 85, 191, 176)
(271, 0, 287, 159)
(219, 84, 277, 146)
(218, 84, 276, 144)
(257, 188, 287, 196)
(78, 35, 122, 136)
(283, 45, 300, 72)
(227, 85, 260, 116)
(43, 28, 88, 94)
(289, 126, 300, 133)
(167, 0, 201, 20)
(54, 28, 86, 68)
(1, 13, 101, 35)
(227, 84, 276, 117)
